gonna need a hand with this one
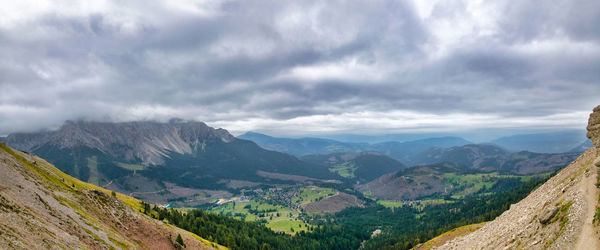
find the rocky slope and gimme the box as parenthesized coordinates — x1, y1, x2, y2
(2, 120, 335, 200)
(4, 119, 235, 166)
(0, 142, 221, 249)
(428, 105, 600, 250)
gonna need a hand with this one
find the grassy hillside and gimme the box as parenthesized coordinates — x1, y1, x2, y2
(361, 162, 549, 201)
(300, 152, 406, 183)
(0, 142, 221, 249)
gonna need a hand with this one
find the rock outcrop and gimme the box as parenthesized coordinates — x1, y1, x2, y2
(4, 119, 236, 165)
(587, 105, 600, 153)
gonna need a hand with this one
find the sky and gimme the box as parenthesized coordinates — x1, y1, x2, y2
(0, 0, 599, 137)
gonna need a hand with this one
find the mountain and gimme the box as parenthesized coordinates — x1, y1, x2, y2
(300, 151, 407, 183)
(5, 119, 236, 166)
(313, 133, 449, 144)
(361, 162, 467, 200)
(570, 139, 594, 152)
(0, 142, 220, 249)
(420, 105, 600, 249)
(360, 144, 579, 201)
(370, 137, 473, 165)
(490, 130, 587, 153)
(409, 144, 579, 174)
(238, 131, 367, 156)
(3, 120, 336, 201)
(431, 145, 599, 249)
(239, 132, 473, 165)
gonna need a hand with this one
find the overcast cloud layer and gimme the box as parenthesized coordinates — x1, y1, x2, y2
(0, 0, 599, 136)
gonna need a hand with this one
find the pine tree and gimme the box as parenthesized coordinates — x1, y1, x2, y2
(176, 233, 185, 247)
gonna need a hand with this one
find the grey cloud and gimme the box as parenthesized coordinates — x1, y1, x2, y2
(498, 0, 600, 42)
(0, 0, 599, 135)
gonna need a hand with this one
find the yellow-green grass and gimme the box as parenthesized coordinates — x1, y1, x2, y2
(209, 200, 287, 221)
(207, 199, 312, 234)
(87, 156, 99, 185)
(377, 200, 403, 208)
(0, 143, 142, 211)
(411, 199, 455, 210)
(164, 224, 228, 250)
(415, 222, 486, 250)
(0, 143, 223, 249)
(442, 172, 541, 199)
(292, 187, 336, 204)
(115, 162, 146, 171)
(266, 218, 309, 235)
(329, 162, 357, 178)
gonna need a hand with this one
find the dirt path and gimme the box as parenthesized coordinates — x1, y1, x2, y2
(575, 159, 599, 250)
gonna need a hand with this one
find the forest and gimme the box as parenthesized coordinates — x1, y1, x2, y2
(141, 174, 551, 249)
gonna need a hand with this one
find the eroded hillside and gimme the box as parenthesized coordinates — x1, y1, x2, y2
(0, 143, 221, 249)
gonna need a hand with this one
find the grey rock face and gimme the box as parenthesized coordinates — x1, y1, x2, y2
(4, 119, 236, 165)
(587, 105, 600, 152)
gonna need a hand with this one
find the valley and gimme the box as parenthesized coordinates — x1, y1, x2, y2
(2, 1, 597, 249)
(0, 114, 595, 249)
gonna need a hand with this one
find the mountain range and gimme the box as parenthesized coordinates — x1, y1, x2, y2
(0, 120, 336, 202)
(428, 116, 600, 249)
(300, 151, 407, 183)
(360, 144, 579, 201)
(0, 105, 598, 249)
(238, 131, 589, 162)
(239, 132, 473, 165)
(490, 130, 589, 153)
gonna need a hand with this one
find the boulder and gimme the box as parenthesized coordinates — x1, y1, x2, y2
(539, 207, 559, 225)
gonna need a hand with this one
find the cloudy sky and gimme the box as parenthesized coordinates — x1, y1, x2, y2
(0, 0, 599, 136)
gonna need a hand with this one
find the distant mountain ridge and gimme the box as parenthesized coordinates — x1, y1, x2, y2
(370, 136, 473, 165)
(4, 119, 235, 165)
(3, 120, 335, 196)
(300, 151, 407, 183)
(360, 144, 579, 201)
(238, 132, 367, 156)
(408, 144, 580, 174)
(239, 132, 473, 165)
(490, 130, 587, 153)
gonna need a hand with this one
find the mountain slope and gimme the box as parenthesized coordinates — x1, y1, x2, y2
(0, 142, 220, 249)
(3, 120, 335, 193)
(432, 105, 600, 249)
(490, 130, 587, 153)
(300, 151, 406, 182)
(410, 144, 579, 174)
(238, 132, 367, 156)
(436, 147, 599, 249)
(5, 119, 235, 166)
(371, 137, 472, 165)
(361, 144, 579, 201)
(570, 140, 594, 153)
(239, 132, 473, 165)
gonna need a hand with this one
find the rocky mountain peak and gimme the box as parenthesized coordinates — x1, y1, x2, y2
(587, 105, 600, 152)
(5, 119, 236, 165)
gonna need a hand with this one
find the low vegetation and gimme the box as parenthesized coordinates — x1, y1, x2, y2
(135, 172, 552, 250)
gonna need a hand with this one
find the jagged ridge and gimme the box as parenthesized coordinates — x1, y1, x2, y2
(4, 119, 235, 166)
